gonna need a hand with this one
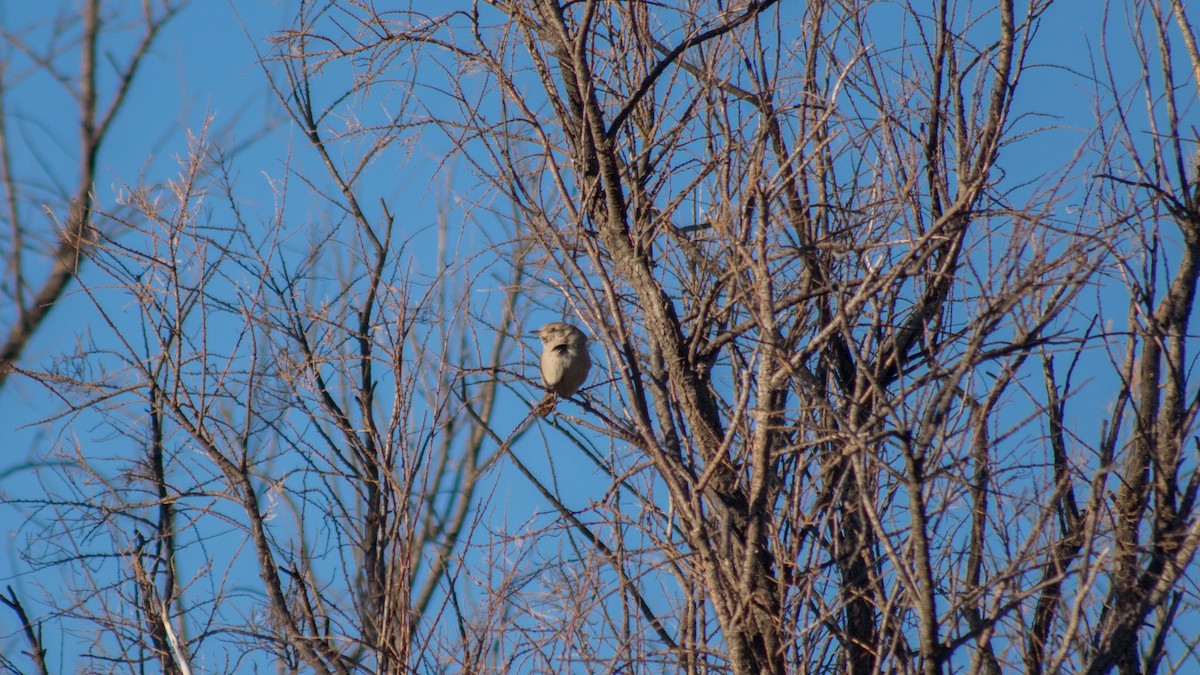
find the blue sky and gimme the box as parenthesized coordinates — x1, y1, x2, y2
(2, 0, 1197, 671)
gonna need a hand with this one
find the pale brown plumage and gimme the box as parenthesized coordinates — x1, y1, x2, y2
(533, 322, 591, 398)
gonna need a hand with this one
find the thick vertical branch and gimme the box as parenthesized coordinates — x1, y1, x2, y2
(1088, 2, 1200, 671)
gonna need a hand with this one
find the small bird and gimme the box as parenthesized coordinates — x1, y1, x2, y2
(533, 322, 592, 407)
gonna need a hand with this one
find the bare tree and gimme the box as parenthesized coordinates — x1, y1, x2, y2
(272, 0, 1200, 672)
(2, 13, 522, 673)
(5, 0, 1200, 673)
(9, 113, 522, 671)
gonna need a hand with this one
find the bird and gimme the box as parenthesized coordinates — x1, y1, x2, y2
(532, 322, 591, 407)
